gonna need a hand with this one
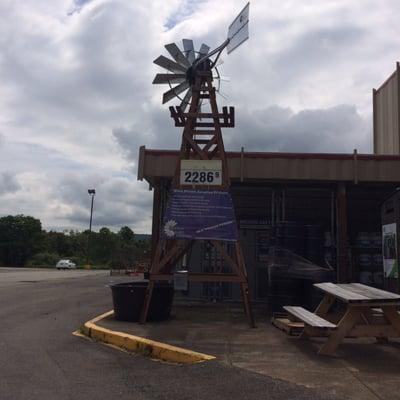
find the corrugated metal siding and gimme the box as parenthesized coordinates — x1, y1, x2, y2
(374, 64, 400, 154)
(140, 150, 400, 183)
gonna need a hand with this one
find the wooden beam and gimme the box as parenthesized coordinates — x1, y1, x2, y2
(319, 307, 361, 355)
(157, 241, 186, 272)
(182, 130, 208, 160)
(150, 272, 245, 282)
(150, 183, 161, 263)
(314, 294, 335, 317)
(211, 240, 244, 277)
(336, 183, 350, 283)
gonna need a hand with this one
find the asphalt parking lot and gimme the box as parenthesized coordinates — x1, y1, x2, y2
(0, 267, 108, 287)
(0, 268, 339, 400)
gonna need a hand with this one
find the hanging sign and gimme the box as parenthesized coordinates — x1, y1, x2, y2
(162, 189, 237, 241)
(174, 270, 188, 291)
(180, 160, 222, 186)
(382, 223, 398, 278)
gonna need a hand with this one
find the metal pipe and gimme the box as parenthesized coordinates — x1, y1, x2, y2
(271, 190, 275, 225)
(86, 189, 96, 264)
(194, 39, 229, 68)
(240, 146, 244, 182)
(89, 195, 94, 232)
(353, 148, 358, 184)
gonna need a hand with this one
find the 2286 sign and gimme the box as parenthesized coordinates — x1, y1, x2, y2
(180, 160, 222, 186)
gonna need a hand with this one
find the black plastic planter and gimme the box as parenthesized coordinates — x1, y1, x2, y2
(110, 281, 174, 322)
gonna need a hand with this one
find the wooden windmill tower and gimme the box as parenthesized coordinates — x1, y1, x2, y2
(141, 3, 254, 327)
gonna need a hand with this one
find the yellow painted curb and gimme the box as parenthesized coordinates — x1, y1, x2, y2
(79, 310, 215, 364)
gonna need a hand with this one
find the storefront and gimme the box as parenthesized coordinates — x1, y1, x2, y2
(138, 147, 400, 303)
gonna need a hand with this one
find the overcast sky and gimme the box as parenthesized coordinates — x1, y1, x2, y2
(0, 0, 399, 233)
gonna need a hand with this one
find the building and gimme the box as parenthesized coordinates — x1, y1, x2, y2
(373, 62, 400, 154)
(138, 65, 400, 304)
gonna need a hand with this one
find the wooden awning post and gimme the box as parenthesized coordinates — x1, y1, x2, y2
(336, 183, 350, 283)
(150, 183, 162, 263)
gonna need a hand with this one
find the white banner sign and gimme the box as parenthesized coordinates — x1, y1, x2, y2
(180, 160, 222, 186)
(382, 223, 398, 278)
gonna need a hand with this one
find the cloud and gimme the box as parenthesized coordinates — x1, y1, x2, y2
(164, 0, 206, 30)
(226, 104, 371, 153)
(57, 175, 153, 230)
(112, 103, 371, 167)
(0, 172, 21, 195)
(0, 167, 152, 233)
(0, 138, 152, 232)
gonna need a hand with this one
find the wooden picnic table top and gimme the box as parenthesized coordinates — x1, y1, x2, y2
(314, 282, 400, 304)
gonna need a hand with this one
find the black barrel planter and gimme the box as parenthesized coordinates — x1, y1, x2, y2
(110, 281, 174, 322)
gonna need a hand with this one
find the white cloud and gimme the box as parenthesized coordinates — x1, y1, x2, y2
(0, 0, 399, 232)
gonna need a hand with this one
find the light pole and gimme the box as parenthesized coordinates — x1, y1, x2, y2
(86, 189, 96, 265)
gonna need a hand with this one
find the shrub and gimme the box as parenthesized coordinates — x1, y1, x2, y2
(27, 252, 59, 268)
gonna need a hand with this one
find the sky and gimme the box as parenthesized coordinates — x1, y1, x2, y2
(0, 0, 399, 233)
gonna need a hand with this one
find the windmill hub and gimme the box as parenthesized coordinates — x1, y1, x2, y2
(153, 40, 218, 108)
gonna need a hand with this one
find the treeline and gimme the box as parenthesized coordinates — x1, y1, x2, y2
(0, 215, 150, 268)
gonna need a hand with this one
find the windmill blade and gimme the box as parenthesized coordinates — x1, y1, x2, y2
(153, 55, 187, 73)
(198, 43, 210, 57)
(182, 39, 195, 64)
(165, 43, 191, 68)
(153, 73, 186, 84)
(180, 88, 192, 112)
(219, 75, 230, 82)
(162, 81, 190, 104)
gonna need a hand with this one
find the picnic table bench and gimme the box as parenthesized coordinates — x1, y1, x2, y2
(284, 306, 337, 329)
(285, 282, 400, 355)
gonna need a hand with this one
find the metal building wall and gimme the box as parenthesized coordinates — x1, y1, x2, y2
(373, 62, 400, 154)
(139, 147, 400, 185)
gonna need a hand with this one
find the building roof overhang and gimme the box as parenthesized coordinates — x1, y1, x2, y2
(137, 146, 400, 186)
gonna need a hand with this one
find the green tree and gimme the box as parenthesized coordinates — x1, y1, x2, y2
(0, 215, 151, 269)
(118, 226, 135, 244)
(45, 231, 72, 256)
(89, 227, 117, 264)
(0, 215, 43, 266)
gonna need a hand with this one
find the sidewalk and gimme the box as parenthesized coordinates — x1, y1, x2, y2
(98, 303, 400, 400)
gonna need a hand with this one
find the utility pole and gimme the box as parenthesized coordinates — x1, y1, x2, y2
(86, 189, 96, 265)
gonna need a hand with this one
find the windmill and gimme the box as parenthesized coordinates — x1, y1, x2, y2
(152, 3, 249, 113)
(141, 3, 254, 327)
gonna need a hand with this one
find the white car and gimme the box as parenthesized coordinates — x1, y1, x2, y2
(56, 259, 77, 270)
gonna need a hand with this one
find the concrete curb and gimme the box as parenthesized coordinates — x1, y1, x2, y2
(79, 310, 216, 364)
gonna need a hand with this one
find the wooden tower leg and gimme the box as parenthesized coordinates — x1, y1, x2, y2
(140, 242, 162, 323)
(240, 282, 255, 328)
(234, 242, 255, 328)
(140, 280, 155, 323)
(140, 240, 192, 323)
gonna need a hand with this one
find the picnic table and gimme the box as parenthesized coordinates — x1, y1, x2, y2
(284, 282, 400, 355)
